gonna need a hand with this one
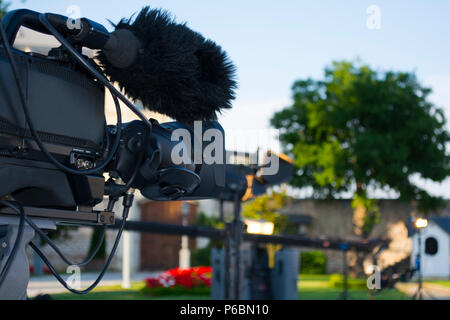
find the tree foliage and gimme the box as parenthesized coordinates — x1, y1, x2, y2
(300, 251, 327, 274)
(242, 191, 292, 234)
(0, 0, 10, 19)
(194, 211, 224, 229)
(271, 61, 450, 226)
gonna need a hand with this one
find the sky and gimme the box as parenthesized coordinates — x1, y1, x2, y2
(7, 0, 450, 198)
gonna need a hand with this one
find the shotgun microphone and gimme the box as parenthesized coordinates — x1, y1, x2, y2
(97, 7, 237, 122)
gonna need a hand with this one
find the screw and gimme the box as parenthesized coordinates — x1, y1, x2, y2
(1, 242, 7, 248)
(100, 215, 105, 223)
(109, 216, 114, 223)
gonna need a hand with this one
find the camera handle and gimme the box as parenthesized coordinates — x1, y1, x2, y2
(2, 9, 109, 49)
(0, 216, 55, 299)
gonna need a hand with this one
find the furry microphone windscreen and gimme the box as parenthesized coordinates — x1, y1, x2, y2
(97, 7, 237, 122)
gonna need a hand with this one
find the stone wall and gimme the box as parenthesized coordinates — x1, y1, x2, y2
(280, 199, 450, 274)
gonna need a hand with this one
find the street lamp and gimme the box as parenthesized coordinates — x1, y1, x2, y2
(179, 202, 191, 269)
(413, 217, 428, 300)
(415, 218, 428, 229)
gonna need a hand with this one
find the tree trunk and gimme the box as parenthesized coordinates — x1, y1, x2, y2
(350, 184, 369, 277)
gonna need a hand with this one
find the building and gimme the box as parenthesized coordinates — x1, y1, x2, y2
(140, 201, 198, 271)
(410, 218, 450, 278)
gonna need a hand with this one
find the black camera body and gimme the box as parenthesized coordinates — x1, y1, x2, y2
(0, 46, 106, 208)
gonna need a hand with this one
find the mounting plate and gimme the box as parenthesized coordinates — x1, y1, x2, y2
(0, 206, 115, 226)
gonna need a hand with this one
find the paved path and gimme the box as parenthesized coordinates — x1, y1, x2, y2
(395, 282, 450, 300)
(27, 271, 161, 298)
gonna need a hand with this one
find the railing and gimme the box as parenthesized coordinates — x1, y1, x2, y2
(110, 219, 386, 252)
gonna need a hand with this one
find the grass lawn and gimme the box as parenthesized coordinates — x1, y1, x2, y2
(51, 282, 210, 300)
(297, 274, 409, 300)
(49, 274, 409, 300)
(52, 291, 210, 300)
(426, 280, 450, 288)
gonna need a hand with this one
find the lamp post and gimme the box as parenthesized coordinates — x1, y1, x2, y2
(413, 217, 428, 300)
(243, 218, 275, 300)
(179, 202, 191, 269)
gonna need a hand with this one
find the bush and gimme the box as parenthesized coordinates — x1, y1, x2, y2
(328, 273, 366, 289)
(191, 246, 212, 266)
(300, 251, 327, 274)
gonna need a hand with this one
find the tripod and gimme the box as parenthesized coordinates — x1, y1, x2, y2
(0, 203, 118, 299)
(223, 191, 245, 300)
(0, 215, 55, 299)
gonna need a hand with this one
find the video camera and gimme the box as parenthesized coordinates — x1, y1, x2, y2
(0, 8, 234, 212)
(0, 7, 236, 297)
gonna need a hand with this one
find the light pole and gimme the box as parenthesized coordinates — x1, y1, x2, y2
(413, 217, 428, 300)
(179, 202, 191, 269)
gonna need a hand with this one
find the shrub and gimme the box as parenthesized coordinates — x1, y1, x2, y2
(191, 246, 212, 266)
(300, 251, 327, 274)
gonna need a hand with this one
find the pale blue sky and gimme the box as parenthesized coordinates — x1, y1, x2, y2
(7, 0, 450, 198)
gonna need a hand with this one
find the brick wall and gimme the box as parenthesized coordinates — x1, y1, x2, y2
(140, 201, 197, 271)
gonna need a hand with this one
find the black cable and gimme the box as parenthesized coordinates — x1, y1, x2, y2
(106, 196, 119, 212)
(21, 143, 142, 276)
(29, 195, 133, 295)
(0, 21, 123, 175)
(122, 149, 145, 191)
(0, 200, 25, 288)
(25, 216, 106, 267)
(0, 200, 106, 268)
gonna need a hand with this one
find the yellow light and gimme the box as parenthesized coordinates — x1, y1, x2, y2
(244, 219, 274, 235)
(415, 218, 428, 229)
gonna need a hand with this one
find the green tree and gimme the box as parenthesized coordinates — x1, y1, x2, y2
(271, 61, 450, 237)
(242, 191, 292, 234)
(194, 211, 224, 229)
(242, 191, 293, 268)
(0, 0, 10, 19)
